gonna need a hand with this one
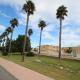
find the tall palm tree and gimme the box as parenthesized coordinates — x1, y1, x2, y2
(9, 18, 18, 53)
(56, 5, 68, 59)
(38, 20, 46, 55)
(22, 0, 35, 61)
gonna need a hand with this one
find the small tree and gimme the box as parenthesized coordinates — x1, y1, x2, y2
(28, 29, 33, 38)
(16, 35, 31, 53)
(65, 47, 72, 54)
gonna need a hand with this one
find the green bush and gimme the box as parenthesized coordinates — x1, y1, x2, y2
(65, 47, 72, 54)
(26, 52, 35, 57)
(2, 51, 8, 56)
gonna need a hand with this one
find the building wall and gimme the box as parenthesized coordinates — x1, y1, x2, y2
(36, 45, 80, 58)
(37, 45, 59, 56)
(73, 47, 80, 54)
(62, 47, 80, 57)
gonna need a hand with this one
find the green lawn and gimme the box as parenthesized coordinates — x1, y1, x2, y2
(0, 53, 80, 80)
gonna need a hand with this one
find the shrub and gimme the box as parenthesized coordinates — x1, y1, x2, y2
(2, 51, 8, 56)
(65, 47, 72, 54)
(26, 52, 35, 57)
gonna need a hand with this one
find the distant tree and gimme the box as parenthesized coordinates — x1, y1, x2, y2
(28, 28, 33, 50)
(11, 40, 18, 52)
(0, 38, 2, 47)
(6, 35, 31, 54)
(38, 20, 47, 55)
(16, 35, 31, 53)
(0, 35, 4, 51)
(1, 31, 8, 55)
(0, 34, 4, 52)
(5, 37, 10, 53)
(6, 27, 12, 34)
(22, 0, 35, 61)
(65, 47, 72, 54)
(28, 28, 33, 38)
(56, 5, 68, 59)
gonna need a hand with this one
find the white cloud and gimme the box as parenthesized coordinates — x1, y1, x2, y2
(42, 31, 53, 40)
(18, 13, 26, 25)
(62, 26, 80, 47)
(0, 0, 80, 23)
(0, 0, 25, 7)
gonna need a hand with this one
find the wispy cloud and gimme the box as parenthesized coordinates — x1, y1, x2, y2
(0, 11, 11, 19)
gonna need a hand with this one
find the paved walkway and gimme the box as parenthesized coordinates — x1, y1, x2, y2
(0, 66, 17, 80)
(0, 58, 54, 80)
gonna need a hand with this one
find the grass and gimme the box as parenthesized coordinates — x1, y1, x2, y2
(0, 53, 80, 80)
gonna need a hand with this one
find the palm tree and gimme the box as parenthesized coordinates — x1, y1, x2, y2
(0, 34, 4, 51)
(0, 36, 2, 47)
(22, 0, 35, 61)
(56, 5, 68, 59)
(4, 31, 8, 53)
(0, 35, 3, 47)
(28, 28, 33, 38)
(6, 27, 12, 40)
(1, 32, 7, 52)
(6, 27, 12, 53)
(9, 18, 18, 53)
(38, 20, 47, 55)
(6, 27, 12, 34)
(28, 28, 33, 53)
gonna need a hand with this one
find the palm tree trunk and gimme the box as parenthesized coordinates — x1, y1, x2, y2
(9, 28, 14, 54)
(28, 36, 31, 53)
(22, 13, 29, 62)
(0, 43, 1, 47)
(59, 18, 62, 59)
(5, 36, 8, 53)
(2, 40, 4, 53)
(39, 29, 42, 55)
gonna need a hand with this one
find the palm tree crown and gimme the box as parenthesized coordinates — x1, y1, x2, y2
(6, 27, 12, 35)
(38, 20, 46, 30)
(23, 0, 35, 15)
(2, 32, 7, 37)
(28, 28, 33, 37)
(56, 5, 68, 20)
(10, 18, 18, 28)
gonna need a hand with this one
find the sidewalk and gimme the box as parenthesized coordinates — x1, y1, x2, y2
(0, 58, 54, 80)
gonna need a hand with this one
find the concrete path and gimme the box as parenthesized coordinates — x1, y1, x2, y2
(0, 58, 54, 80)
(0, 66, 17, 80)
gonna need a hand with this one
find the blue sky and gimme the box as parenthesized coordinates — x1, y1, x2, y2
(0, 0, 80, 48)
